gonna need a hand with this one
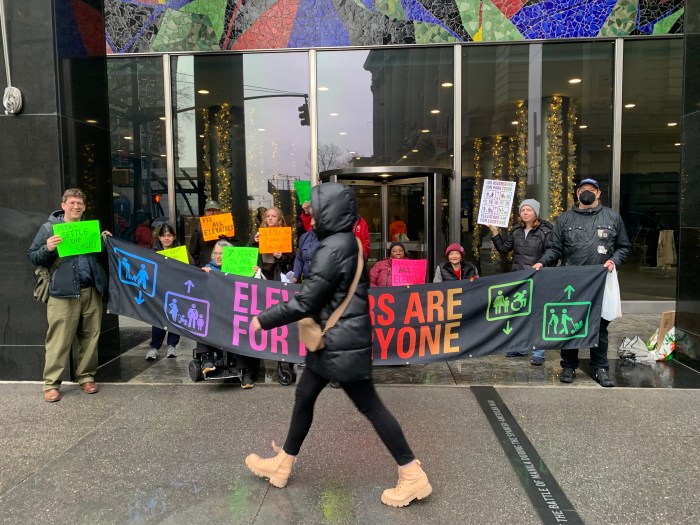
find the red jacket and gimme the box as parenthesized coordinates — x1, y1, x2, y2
(353, 216, 370, 259)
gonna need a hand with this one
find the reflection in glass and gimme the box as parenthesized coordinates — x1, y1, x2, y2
(462, 42, 613, 276)
(107, 57, 166, 244)
(619, 38, 681, 300)
(317, 48, 454, 169)
(172, 53, 310, 251)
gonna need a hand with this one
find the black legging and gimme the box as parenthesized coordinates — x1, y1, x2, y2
(283, 367, 415, 466)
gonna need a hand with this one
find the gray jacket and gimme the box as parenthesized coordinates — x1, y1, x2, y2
(27, 210, 106, 298)
(539, 205, 630, 268)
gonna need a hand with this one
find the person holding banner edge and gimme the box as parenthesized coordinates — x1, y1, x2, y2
(489, 198, 553, 365)
(246, 183, 432, 507)
(27, 188, 111, 403)
(533, 179, 630, 387)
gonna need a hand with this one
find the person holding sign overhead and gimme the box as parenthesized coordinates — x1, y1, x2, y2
(246, 183, 432, 507)
(249, 206, 293, 281)
(489, 199, 552, 365)
(145, 223, 192, 361)
(432, 243, 478, 283)
(27, 188, 111, 403)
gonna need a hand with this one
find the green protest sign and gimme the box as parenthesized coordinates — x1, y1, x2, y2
(221, 247, 258, 276)
(157, 245, 189, 264)
(53, 220, 101, 257)
(293, 180, 312, 204)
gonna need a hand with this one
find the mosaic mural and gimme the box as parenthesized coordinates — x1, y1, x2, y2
(105, 0, 684, 54)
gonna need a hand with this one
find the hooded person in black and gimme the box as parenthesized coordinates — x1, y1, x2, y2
(245, 183, 432, 508)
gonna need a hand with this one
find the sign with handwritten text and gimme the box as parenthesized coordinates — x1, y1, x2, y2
(258, 227, 292, 254)
(221, 247, 259, 276)
(477, 179, 517, 228)
(53, 220, 101, 256)
(157, 245, 190, 264)
(391, 259, 427, 286)
(200, 212, 235, 242)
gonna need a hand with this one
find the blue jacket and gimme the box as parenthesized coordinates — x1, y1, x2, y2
(292, 229, 319, 281)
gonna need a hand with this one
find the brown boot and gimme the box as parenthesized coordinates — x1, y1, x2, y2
(381, 460, 432, 507)
(245, 441, 296, 488)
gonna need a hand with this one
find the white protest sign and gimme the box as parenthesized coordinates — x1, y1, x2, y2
(477, 179, 517, 228)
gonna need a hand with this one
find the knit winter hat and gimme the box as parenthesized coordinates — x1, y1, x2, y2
(445, 243, 465, 257)
(519, 198, 540, 218)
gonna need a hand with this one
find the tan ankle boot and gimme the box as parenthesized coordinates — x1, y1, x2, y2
(381, 460, 432, 507)
(245, 441, 296, 488)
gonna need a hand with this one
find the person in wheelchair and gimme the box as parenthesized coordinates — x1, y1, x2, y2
(200, 240, 259, 389)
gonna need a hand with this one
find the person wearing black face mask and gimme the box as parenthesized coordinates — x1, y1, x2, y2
(533, 178, 631, 388)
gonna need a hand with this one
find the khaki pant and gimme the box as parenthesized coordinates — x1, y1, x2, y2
(44, 287, 102, 389)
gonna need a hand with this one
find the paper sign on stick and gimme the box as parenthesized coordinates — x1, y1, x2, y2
(221, 247, 258, 276)
(53, 220, 101, 257)
(157, 245, 189, 264)
(200, 213, 235, 242)
(293, 181, 312, 204)
(477, 179, 517, 228)
(391, 259, 427, 286)
(258, 227, 292, 254)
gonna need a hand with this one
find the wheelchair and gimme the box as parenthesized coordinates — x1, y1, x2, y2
(188, 342, 297, 386)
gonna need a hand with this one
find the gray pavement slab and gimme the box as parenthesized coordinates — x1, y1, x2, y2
(1, 382, 699, 524)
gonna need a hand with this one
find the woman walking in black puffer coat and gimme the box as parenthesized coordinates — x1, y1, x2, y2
(245, 183, 432, 508)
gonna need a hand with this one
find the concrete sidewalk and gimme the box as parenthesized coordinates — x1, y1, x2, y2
(1, 380, 699, 524)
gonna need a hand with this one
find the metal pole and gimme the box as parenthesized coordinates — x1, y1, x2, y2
(309, 50, 318, 185)
(452, 44, 462, 244)
(163, 54, 176, 229)
(611, 38, 624, 212)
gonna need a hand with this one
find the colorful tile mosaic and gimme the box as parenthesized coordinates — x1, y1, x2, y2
(104, 0, 684, 53)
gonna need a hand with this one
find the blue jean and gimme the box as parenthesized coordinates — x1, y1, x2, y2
(150, 326, 180, 349)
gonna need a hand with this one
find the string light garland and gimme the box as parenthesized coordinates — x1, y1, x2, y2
(472, 138, 483, 262)
(81, 143, 97, 219)
(201, 108, 212, 200)
(490, 135, 505, 264)
(215, 103, 232, 212)
(516, 102, 528, 204)
(566, 102, 578, 210)
(546, 96, 565, 221)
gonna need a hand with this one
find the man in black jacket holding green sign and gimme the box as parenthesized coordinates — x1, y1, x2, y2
(27, 188, 109, 403)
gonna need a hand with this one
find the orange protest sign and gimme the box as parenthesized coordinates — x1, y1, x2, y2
(258, 227, 292, 254)
(200, 213, 235, 242)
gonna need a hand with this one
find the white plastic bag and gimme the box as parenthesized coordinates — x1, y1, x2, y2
(601, 268, 622, 321)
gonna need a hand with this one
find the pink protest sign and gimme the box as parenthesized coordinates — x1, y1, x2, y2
(391, 259, 427, 286)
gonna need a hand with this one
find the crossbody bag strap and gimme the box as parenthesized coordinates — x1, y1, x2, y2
(323, 237, 364, 334)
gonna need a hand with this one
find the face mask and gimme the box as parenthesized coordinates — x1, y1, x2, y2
(578, 190, 596, 205)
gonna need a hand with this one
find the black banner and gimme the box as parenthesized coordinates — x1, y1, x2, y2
(106, 237, 606, 365)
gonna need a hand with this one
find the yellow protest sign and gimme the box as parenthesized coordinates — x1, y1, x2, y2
(258, 227, 292, 254)
(200, 212, 235, 242)
(157, 245, 190, 264)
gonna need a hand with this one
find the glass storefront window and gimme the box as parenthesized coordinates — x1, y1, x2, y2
(171, 53, 310, 257)
(107, 57, 166, 246)
(461, 42, 614, 275)
(619, 38, 682, 300)
(317, 47, 454, 169)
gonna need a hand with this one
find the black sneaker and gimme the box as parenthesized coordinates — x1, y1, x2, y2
(241, 371, 254, 389)
(593, 368, 615, 388)
(559, 368, 576, 383)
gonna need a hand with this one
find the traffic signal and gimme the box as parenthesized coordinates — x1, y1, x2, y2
(298, 102, 310, 126)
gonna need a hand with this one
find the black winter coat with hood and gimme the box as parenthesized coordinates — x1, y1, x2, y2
(491, 220, 553, 271)
(256, 183, 372, 383)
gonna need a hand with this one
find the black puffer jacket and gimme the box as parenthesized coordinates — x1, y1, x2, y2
(256, 183, 372, 382)
(491, 220, 553, 271)
(539, 205, 630, 267)
(27, 211, 106, 297)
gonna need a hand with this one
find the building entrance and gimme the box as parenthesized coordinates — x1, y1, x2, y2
(319, 167, 454, 278)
